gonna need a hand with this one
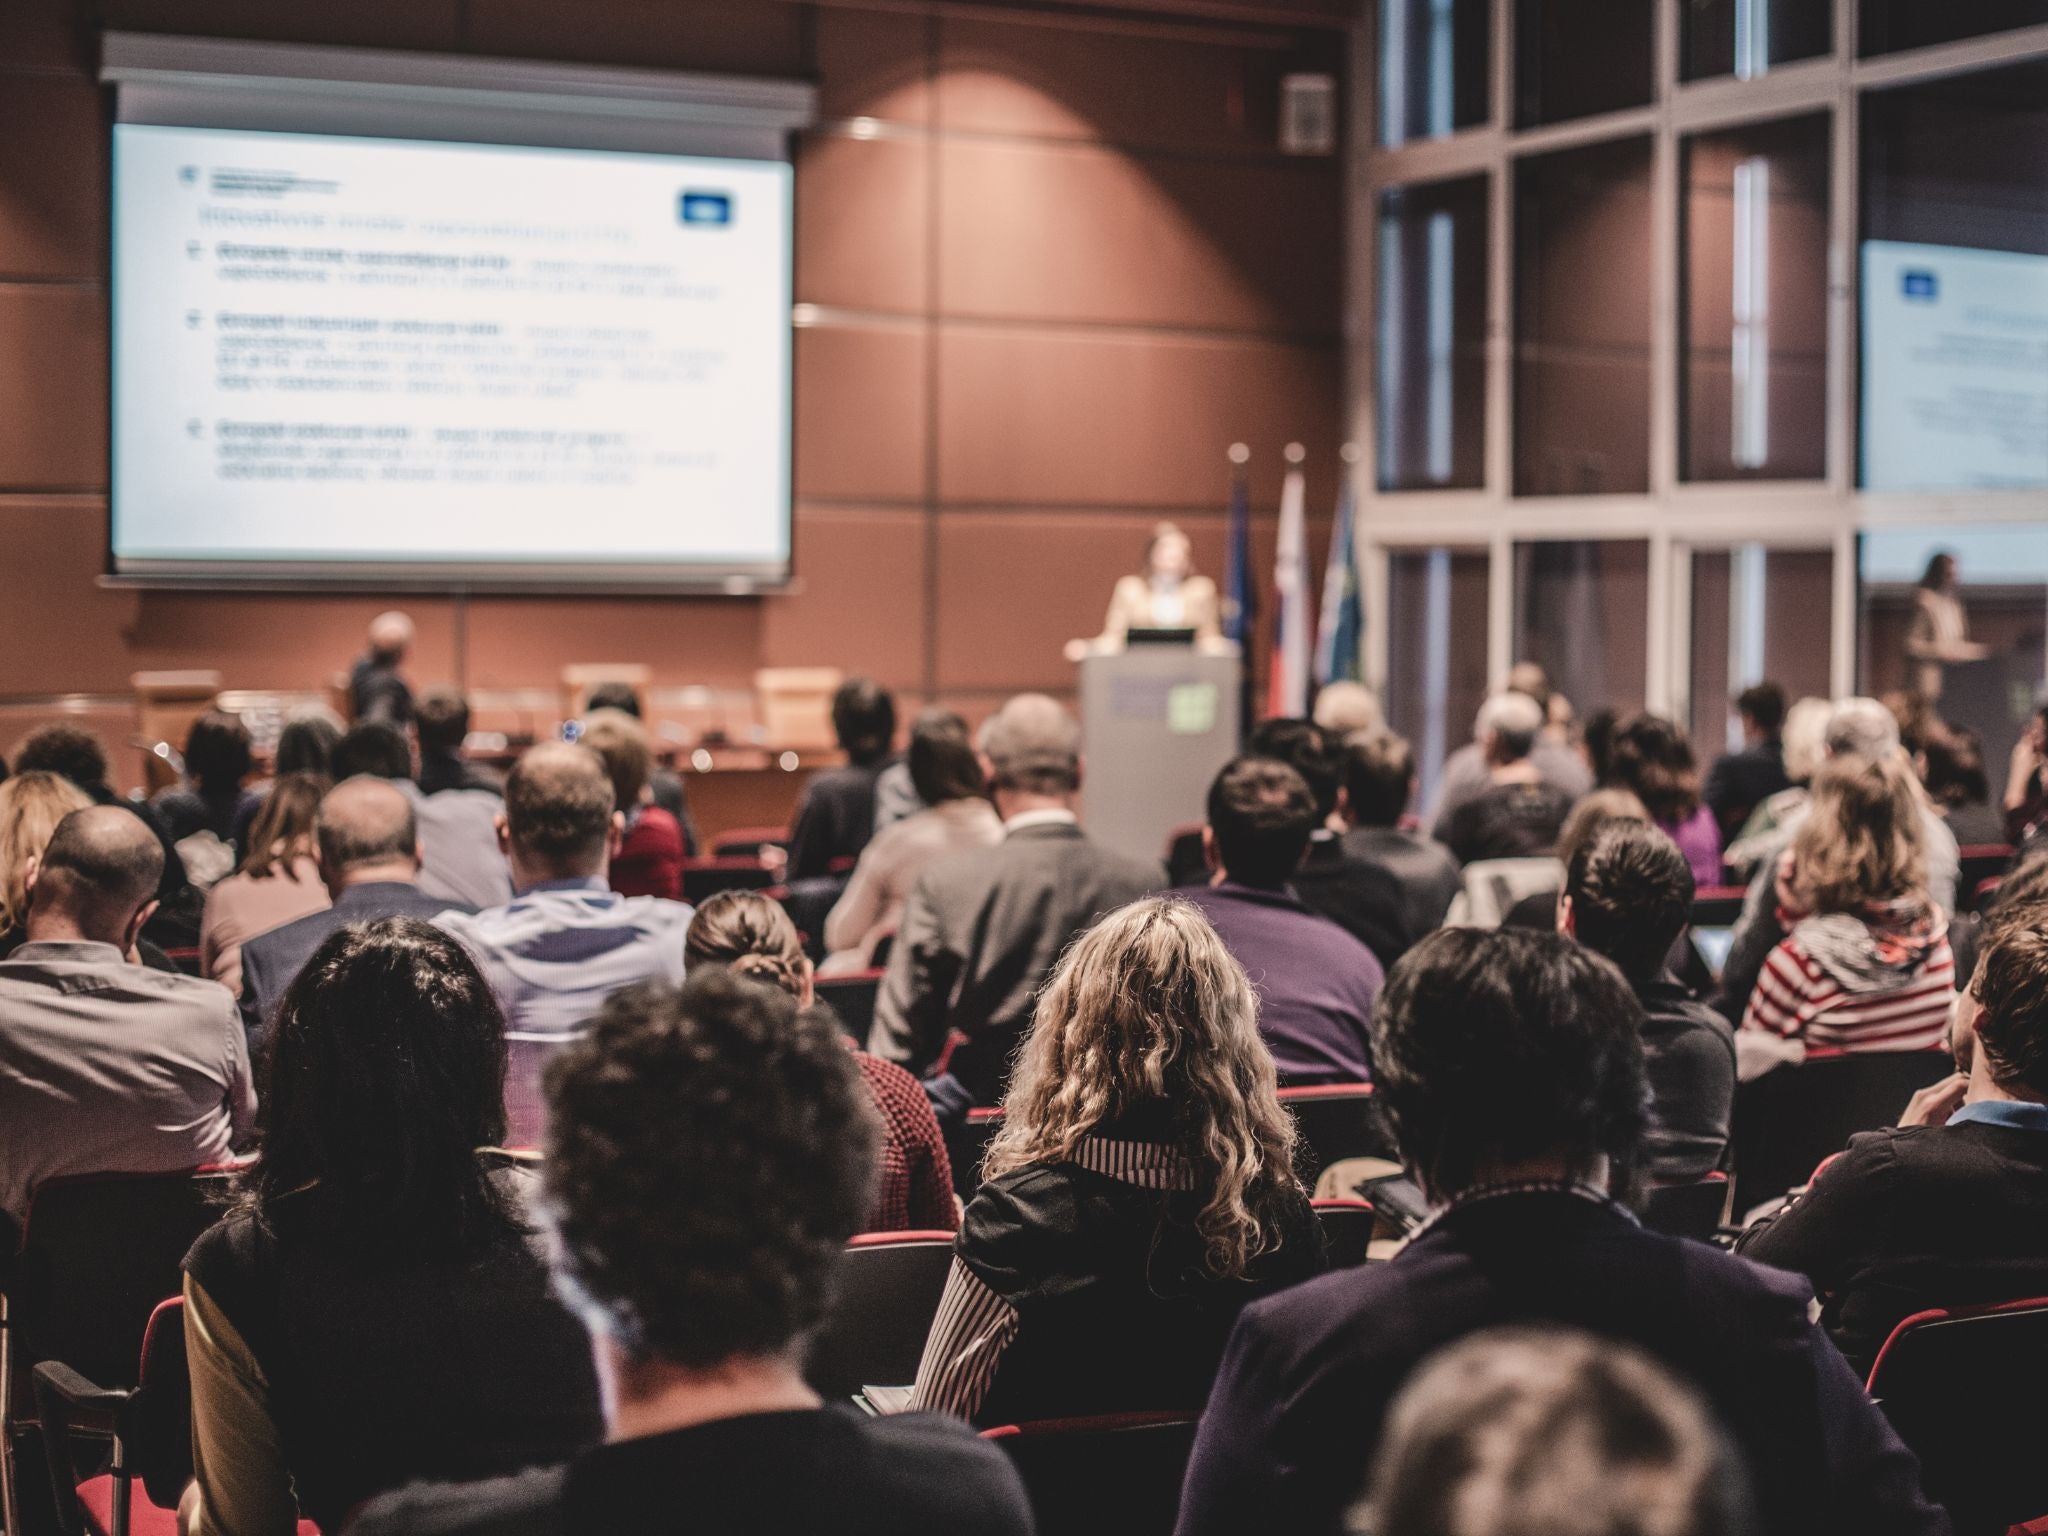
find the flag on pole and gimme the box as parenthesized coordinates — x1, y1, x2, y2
(1314, 481, 1362, 688)
(1221, 466, 1256, 648)
(1266, 457, 1312, 718)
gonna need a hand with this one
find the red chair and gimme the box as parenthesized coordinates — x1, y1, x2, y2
(2, 1169, 238, 1536)
(1311, 1198, 1376, 1269)
(1691, 886, 1749, 928)
(814, 968, 886, 1046)
(1866, 1297, 2048, 1536)
(1957, 844, 2015, 913)
(711, 826, 790, 859)
(680, 856, 778, 905)
(804, 1231, 957, 1404)
(982, 1412, 1200, 1536)
(1640, 1174, 1729, 1241)
(1277, 1083, 1388, 1186)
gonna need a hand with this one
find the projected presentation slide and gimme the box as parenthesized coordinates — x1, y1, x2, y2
(1860, 239, 2048, 494)
(112, 124, 793, 580)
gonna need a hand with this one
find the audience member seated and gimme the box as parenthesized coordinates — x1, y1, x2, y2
(1725, 695, 1831, 877)
(1497, 788, 1651, 933)
(1340, 729, 1460, 951)
(13, 721, 193, 915)
(239, 776, 475, 1048)
(869, 694, 1162, 1116)
(1349, 1328, 1756, 1536)
(0, 769, 91, 959)
(335, 720, 512, 909)
(1737, 910, 2048, 1375)
(685, 890, 955, 1233)
(1244, 718, 1406, 966)
(583, 682, 698, 855)
(1562, 822, 1735, 1182)
(231, 708, 345, 850)
(580, 708, 684, 902)
(1173, 926, 1947, 1536)
(151, 709, 260, 864)
(200, 771, 332, 997)
(2004, 702, 2048, 845)
(0, 807, 254, 1232)
(909, 897, 1323, 1423)
(348, 970, 1034, 1536)
(1706, 682, 1791, 847)
(787, 677, 898, 883)
(1609, 714, 1722, 889)
(415, 688, 501, 797)
(182, 920, 601, 1536)
(1429, 663, 1593, 837)
(1177, 757, 1383, 1084)
(1440, 692, 1577, 867)
(822, 709, 1001, 975)
(1741, 753, 1954, 1057)
(435, 742, 690, 1044)
(1719, 698, 1960, 1024)
(1313, 680, 1382, 739)
(1920, 724, 2005, 848)
(350, 609, 416, 726)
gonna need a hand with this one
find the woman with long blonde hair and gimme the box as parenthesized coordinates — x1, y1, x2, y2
(0, 771, 93, 956)
(1742, 752, 1954, 1054)
(908, 896, 1323, 1424)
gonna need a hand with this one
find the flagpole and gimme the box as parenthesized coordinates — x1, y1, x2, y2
(1223, 442, 1254, 742)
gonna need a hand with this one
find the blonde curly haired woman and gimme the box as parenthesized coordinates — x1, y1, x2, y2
(0, 771, 92, 957)
(908, 896, 1323, 1425)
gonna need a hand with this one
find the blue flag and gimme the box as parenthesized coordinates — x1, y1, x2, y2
(1222, 471, 1256, 646)
(1314, 483, 1362, 687)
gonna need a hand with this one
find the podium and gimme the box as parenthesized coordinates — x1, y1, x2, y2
(1077, 648, 1241, 868)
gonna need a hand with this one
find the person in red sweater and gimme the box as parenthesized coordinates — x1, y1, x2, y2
(581, 708, 685, 902)
(685, 890, 956, 1232)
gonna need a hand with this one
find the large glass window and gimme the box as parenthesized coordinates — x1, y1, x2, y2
(1682, 114, 1831, 482)
(1683, 0, 1833, 80)
(1377, 176, 1489, 492)
(1860, 0, 2048, 57)
(1513, 540, 1650, 720)
(1859, 60, 2048, 493)
(1687, 546, 1836, 757)
(1385, 546, 1491, 810)
(1514, 136, 1654, 495)
(1514, 0, 1653, 127)
(1378, 0, 1491, 147)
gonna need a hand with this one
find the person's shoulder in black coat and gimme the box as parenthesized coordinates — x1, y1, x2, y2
(1288, 837, 1409, 969)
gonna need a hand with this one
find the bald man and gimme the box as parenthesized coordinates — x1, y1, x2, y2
(0, 807, 254, 1227)
(350, 609, 416, 727)
(434, 743, 691, 1143)
(237, 776, 478, 1048)
(868, 693, 1164, 1115)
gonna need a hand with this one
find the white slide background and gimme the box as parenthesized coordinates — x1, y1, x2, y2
(112, 124, 792, 571)
(1860, 239, 2048, 494)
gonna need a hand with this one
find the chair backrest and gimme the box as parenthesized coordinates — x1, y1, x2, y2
(983, 1412, 1200, 1536)
(1278, 1084, 1388, 1186)
(1956, 844, 2014, 913)
(680, 858, 777, 905)
(804, 1232, 957, 1403)
(1866, 1298, 2048, 1536)
(945, 1106, 1007, 1202)
(814, 970, 885, 1047)
(1311, 1199, 1375, 1269)
(1445, 857, 1558, 929)
(1640, 1176, 1729, 1241)
(6, 1170, 232, 1416)
(1691, 885, 1749, 928)
(710, 826, 790, 859)
(1729, 1050, 1952, 1213)
(132, 1297, 194, 1510)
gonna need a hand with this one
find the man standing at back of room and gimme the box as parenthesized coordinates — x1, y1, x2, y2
(868, 693, 1163, 1118)
(350, 610, 417, 728)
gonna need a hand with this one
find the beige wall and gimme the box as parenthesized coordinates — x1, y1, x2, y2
(0, 0, 1348, 779)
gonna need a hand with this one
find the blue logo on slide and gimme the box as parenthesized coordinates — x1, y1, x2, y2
(679, 191, 732, 226)
(1902, 270, 1938, 301)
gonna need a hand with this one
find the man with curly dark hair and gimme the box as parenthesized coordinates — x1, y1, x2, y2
(348, 970, 1033, 1536)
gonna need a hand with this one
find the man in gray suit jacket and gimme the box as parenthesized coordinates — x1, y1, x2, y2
(239, 777, 474, 1049)
(868, 694, 1163, 1115)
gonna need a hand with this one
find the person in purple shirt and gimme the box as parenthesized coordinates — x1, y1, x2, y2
(1175, 756, 1383, 1085)
(1609, 713, 1724, 889)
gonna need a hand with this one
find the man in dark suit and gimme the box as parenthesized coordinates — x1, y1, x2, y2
(868, 693, 1163, 1116)
(239, 776, 473, 1047)
(1339, 729, 1461, 950)
(1174, 927, 1947, 1536)
(1244, 718, 1406, 968)
(786, 678, 898, 883)
(348, 611, 416, 727)
(1738, 910, 2048, 1376)
(1704, 681, 1791, 843)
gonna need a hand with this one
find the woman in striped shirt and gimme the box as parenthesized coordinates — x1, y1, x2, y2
(1742, 753, 1954, 1055)
(907, 896, 1324, 1425)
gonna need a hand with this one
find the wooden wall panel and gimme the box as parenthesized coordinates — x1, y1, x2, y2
(0, 76, 104, 282)
(100, 0, 463, 49)
(796, 134, 929, 314)
(815, 6, 931, 124)
(0, 286, 107, 490)
(793, 322, 928, 503)
(464, 0, 804, 74)
(0, 501, 138, 695)
(762, 506, 926, 685)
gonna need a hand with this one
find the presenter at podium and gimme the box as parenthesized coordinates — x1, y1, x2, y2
(1905, 551, 1985, 700)
(1064, 522, 1231, 662)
